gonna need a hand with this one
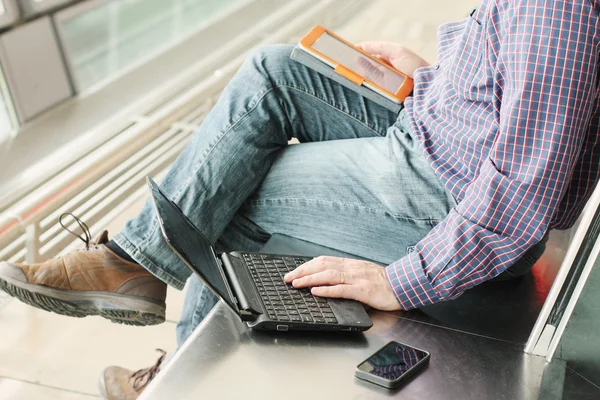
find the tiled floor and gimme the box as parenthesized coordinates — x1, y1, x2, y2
(0, 0, 479, 399)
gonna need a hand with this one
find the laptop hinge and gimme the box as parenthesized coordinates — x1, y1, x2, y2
(238, 310, 256, 322)
(217, 252, 262, 318)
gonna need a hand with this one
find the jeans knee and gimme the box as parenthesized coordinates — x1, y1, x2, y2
(246, 44, 295, 81)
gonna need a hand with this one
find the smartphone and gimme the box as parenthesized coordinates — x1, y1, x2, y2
(355, 341, 430, 389)
(299, 26, 414, 104)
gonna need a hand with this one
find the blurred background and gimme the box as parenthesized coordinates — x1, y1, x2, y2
(0, 0, 488, 399)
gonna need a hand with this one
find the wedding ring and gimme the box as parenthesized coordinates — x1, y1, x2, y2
(340, 271, 345, 285)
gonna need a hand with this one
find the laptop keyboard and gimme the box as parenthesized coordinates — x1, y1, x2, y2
(243, 253, 339, 324)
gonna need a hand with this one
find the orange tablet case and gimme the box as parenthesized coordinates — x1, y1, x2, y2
(299, 26, 414, 103)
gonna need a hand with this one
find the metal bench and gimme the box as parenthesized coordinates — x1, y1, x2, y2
(139, 227, 600, 399)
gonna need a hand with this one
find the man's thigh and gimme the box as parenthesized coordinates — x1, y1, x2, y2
(236, 124, 457, 264)
(251, 44, 400, 144)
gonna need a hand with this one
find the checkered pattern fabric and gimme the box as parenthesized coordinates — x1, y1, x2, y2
(387, 0, 600, 309)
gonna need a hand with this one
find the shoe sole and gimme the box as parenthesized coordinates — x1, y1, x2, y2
(98, 373, 110, 400)
(0, 274, 165, 326)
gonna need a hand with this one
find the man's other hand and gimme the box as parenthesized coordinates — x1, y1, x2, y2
(357, 42, 429, 77)
(284, 256, 402, 311)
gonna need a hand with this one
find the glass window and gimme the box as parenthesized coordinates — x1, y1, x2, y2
(57, 0, 244, 92)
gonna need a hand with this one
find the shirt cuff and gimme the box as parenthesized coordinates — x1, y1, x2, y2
(385, 251, 441, 310)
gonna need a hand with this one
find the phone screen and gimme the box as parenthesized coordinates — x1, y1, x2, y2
(357, 341, 429, 382)
(312, 32, 406, 93)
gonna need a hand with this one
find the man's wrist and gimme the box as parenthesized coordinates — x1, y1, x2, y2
(385, 252, 440, 310)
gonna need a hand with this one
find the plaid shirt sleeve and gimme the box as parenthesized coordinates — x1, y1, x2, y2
(386, 1, 599, 309)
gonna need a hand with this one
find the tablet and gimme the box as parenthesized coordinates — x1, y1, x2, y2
(299, 26, 413, 104)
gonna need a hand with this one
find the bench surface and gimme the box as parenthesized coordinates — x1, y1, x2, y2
(139, 234, 600, 400)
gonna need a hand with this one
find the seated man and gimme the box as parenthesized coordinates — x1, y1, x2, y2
(1, 0, 599, 398)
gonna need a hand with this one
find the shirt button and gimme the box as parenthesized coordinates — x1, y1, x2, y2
(433, 63, 440, 70)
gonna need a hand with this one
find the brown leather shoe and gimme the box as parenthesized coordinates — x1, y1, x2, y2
(0, 215, 166, 326)
(99, 350, 167, 400)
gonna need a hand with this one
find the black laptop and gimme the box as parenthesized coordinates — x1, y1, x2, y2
(147, 177, 372, 332)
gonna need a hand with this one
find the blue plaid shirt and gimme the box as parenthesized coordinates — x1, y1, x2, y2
(386, 0, 600, 309)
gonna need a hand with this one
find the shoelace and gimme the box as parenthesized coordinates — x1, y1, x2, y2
(130, 349, 167, 392)
(59, 213, 93, 249)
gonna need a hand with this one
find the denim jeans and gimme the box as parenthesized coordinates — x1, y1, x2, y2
(112, 44, 457, 345)
(169, 41, 550, 346)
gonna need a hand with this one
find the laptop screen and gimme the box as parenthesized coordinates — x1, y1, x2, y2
(148, 178, 239, 314)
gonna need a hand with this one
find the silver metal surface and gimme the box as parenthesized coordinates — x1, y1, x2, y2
(140, 302, 600, 400)
(0, 16, 73, 122)
(139, 235, 598, 400)
(0, 0, 20, 29)
(555, 245, 600, 389)
(547, 223, 600, 361)
(526, 182, 600, 356)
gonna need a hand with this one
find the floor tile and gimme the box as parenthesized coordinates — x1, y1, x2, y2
(0, 300, 177, 396)
(0, 291, 10, 311)
(0, 378, 98, 400)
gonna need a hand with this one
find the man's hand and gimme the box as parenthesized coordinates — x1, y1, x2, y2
(283, 256, 402, 311)
(357, 42, 429, 77)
